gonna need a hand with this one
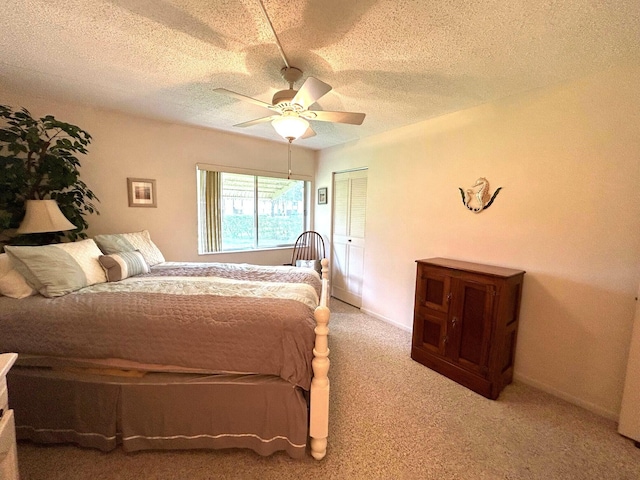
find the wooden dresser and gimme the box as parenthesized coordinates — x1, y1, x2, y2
(411, 258, 525, 399)
(0, 353, 19, 480)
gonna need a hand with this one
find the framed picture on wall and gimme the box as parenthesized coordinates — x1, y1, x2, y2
(318, 187, 328, 205)
(127, 178, 157, 207)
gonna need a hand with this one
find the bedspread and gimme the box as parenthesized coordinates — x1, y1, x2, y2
(0, 262, 321, 390)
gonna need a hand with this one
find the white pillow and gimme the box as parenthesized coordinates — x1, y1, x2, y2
(0, 253, 37, 298)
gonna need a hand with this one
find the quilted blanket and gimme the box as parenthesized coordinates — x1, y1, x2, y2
(0, 262, 321, 390)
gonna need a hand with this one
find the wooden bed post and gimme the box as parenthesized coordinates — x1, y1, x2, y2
(310, 258, 330, 460)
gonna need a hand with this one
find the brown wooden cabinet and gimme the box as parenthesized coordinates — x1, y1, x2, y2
(411, 258, 525, 399)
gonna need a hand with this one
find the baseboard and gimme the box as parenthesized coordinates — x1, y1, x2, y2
(513, 372, 619, 422)
(356, 308, 620, 422)
(360, 307, 412, 333)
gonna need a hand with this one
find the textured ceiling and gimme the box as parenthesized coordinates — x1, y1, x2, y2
(1, 0, 638, 150)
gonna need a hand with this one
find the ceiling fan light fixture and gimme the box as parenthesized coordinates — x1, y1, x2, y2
(272, 115, 309, 141)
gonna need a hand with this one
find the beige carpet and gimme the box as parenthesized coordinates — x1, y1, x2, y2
(16, 300, 640, 479)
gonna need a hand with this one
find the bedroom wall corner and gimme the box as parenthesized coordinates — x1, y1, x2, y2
(315, 64, 640, 418)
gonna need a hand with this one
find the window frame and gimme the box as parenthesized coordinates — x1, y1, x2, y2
(196, 163, 312, 255)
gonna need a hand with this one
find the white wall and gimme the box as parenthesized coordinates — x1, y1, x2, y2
(315, 65, 640, 419)
(0, 92, 317, 265)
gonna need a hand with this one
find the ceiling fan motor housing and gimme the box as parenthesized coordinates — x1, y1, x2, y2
(272, 89, 301, 110)
(272, 66, 305, 110)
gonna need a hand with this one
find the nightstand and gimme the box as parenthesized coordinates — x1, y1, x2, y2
(0, 353, 19, 480)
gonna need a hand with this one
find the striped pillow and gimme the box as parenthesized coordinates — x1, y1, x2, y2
(99, 250, 150, 282)
(5, 239, 107, 297)
(94, 230, 165, 266)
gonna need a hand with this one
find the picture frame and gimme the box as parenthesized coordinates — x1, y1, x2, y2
(127, 178, 157, 207)
(317, 187, 328, 205)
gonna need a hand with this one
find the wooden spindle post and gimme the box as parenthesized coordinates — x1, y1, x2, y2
(310, 258, 330, 460)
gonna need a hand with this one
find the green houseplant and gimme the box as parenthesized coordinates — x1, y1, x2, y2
(0, 105, 99, 249)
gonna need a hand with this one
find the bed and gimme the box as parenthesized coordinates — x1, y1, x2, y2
(0, 232, 331, 460)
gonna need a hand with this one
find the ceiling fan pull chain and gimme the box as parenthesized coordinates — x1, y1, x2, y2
(287, 139, 292, 179)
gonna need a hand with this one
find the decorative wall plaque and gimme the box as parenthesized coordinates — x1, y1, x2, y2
(459, 177, 501, 213)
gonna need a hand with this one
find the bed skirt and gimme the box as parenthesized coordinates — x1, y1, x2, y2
(8, 367, 309, 458)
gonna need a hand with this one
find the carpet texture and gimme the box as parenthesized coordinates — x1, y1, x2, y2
(15, 300, 640, 479)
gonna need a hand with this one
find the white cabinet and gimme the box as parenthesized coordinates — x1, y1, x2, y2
(0, 353, 19, 480)
(619, 289, 640, 446)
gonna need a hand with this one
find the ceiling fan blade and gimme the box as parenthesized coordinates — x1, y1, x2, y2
(308, 110, 366, 125)
(233, 115, 278, 128)
(301, 126, 316, 139)
(292, 77, 332, 109)
(213, 88, 273, 110)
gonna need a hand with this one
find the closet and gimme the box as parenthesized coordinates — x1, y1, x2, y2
(331, 169, 367, 307)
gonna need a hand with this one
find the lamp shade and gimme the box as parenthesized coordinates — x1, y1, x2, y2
(272, 115, 309, 141)
(16, 199, 76, 234)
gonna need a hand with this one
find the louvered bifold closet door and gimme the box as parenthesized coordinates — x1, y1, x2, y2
(331, 169, 368, 308)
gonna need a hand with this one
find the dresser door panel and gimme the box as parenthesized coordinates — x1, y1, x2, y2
(416, 269, 450, 314)
(413, 308, 447, 355)
(449, 280, 494, 376)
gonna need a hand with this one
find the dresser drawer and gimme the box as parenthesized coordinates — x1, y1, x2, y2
(0, 409, 16, 451)
(0, 409, 19, 479)
(0, 377, 7, 412)
(0, 354, 19, 480)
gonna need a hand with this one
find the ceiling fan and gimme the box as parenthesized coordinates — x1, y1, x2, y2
(213, 66, 366, 142)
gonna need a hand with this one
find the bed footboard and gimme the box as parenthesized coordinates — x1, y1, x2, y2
(309, 258, 331, 460)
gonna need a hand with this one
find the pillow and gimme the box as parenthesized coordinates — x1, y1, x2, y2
(99, 250, 149, 282)
(295, 259, 322, 274)
(0, 253, 37, 298)
(93, 230, 165, 266)
(4, 239, 107, 297)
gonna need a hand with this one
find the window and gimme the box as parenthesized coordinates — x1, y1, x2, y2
(197, 169, 308, 253)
